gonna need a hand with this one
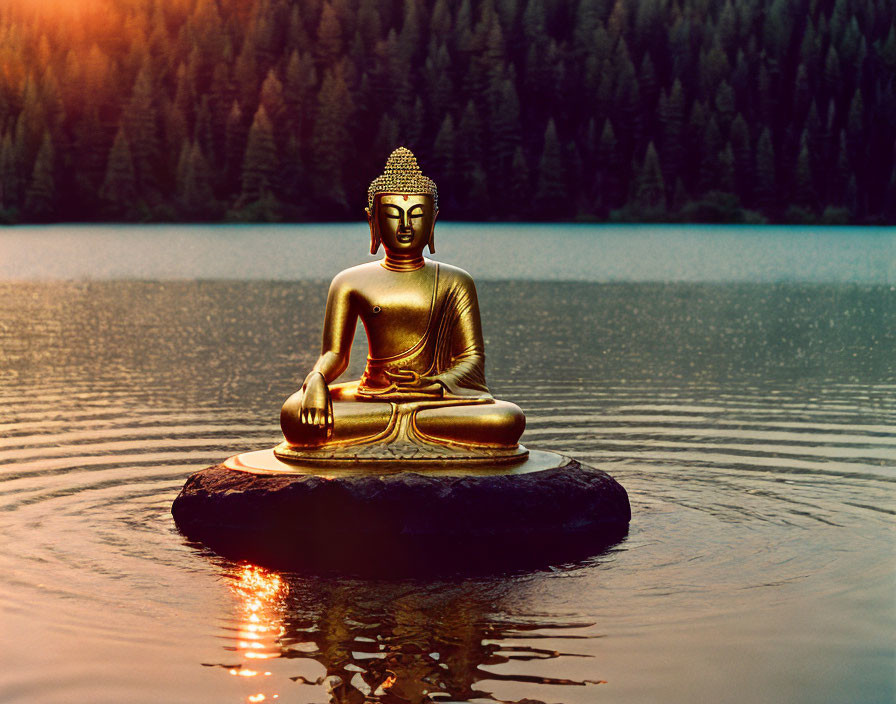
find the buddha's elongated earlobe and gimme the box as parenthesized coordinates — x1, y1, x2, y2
(428, 209, 439, 254)
(366, 207, 380, 254)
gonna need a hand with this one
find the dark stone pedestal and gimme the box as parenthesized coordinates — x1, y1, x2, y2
(172, 449, 630, 574)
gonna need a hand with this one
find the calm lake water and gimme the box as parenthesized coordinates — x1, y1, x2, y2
(0, 225, 894, 703)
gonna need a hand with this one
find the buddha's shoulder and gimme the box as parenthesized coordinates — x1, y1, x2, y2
(329, 261, 382, 288)
(434, 261, 476, 287)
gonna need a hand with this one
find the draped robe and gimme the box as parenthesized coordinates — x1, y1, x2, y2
(357, 263, 491, 399)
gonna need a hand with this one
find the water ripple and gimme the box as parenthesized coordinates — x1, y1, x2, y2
(1, 281, 893, 704)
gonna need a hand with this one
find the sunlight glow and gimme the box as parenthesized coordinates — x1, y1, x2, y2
(227, 566, 288, 664)
(226, 569, 288, 704)
(381, 673, 397, 690)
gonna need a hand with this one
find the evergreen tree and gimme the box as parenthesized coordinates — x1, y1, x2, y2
(634, 0, 665, 52)
(432, 114, 456, 186)
(496, 0, 518, 34)
(718, 142, 735, 194)
(829, 130, 850, 207)
(402, 96, 426, 152)
(659, 79, 685, 188)
(607, 0, 628, 39)
(173, 63, 195, 134)
(72, 102, 107, 206)
(757, 63, 774, 126)
(573, 0, 602, 60)
(234, 33, 259, 108)
(17, 79, 46, 167)
(804, 103, 824, 198)
(316, 3, 342, 68)
(194, 97, 215, 165)
(0, 132, 18, 212)
(177, 140, 215, 218)
(671, 177, 688, 212)
(822, 46, 841, 105)
(793, 131, 815, 210)
(700, 42, 731, 99)
(424, 42, 454, 121)
(284, 51, 317, 137)
(223, 101, 246, 195)
(685, 100, 708, 188)
(534, 119, 566, 215)
(430, 0, 452, 40)
(714, 81, 735, 134)
(280, 134, 305, 210)
(123, 60, 160, 195)
(398, 0, 423, 65)
(522, 0, 546, 43)
(698, 116, 723, 193)
(632, 141, 666, 216)
(884, 164, 896, 222)
(357, 0, 381, 49)
(846, 88, 865, 169)
(260, 68, 288, 140)
(310, 67, 353, 209)
(456, 100, 484, 195)
(488, 77, 522, 184)
(800, 19, 820, 71)
(729, 113, 752, 202)
(240, 106, 278, 205)
(162, 100, 190, 182)
(792, 64, 811, 125)
(564, 140, 585, 214)
(507, 146, 530, 218)
(101, 126, 138, 218)
(454, 0, 474, 56)
(373, 115, 400, 169)
(755, 127, 777, 211)
(25, 132, 55, 220)
(639, 54, 659, 114)
(717, 0, 737, 52)
(595, 117, 621, 212)
(39, 67, 64, 135)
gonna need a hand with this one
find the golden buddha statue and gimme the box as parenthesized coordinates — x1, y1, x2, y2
(276, 147, 526, 464)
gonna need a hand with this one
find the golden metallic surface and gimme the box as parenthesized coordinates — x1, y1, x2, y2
(227, 448, 567, 478)
(279, 148, 525, 464)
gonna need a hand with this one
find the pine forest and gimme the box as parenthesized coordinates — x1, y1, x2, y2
(0, 0, 894, 224)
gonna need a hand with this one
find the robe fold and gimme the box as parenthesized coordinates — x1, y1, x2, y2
(359, 263, 491, 398)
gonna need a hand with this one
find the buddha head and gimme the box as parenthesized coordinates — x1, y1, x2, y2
(366, 147, 439, 256)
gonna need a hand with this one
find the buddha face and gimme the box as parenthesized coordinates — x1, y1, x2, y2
(367, 193, 438, 255)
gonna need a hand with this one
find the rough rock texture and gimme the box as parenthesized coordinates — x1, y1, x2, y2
(172, 458, 630, 573)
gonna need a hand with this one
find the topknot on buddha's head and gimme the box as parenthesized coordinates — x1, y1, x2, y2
(367, 147, 439, 211)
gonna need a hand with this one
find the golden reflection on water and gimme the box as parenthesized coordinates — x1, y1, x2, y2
(217, 563, 605, 704)
(226, 566, 287, 702)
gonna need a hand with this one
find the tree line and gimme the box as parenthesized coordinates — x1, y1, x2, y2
(1, 0, 894, 224)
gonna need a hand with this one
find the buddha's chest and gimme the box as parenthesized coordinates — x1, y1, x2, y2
(355, 271, 438, 356)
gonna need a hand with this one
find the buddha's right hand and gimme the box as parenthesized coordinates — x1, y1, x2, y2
(299, 371, 334, 432)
